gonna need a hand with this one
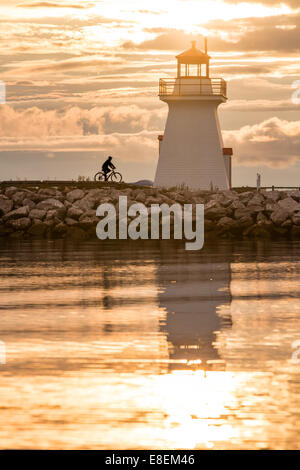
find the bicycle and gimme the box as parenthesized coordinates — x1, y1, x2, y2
(94, 169, 123, 183)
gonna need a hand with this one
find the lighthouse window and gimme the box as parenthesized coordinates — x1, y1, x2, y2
(188, 64, 198, 76)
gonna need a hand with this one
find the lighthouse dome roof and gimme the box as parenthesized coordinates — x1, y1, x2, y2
(176, 41, 210, 64)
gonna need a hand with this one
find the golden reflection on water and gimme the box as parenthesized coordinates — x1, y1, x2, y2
(0, 240, 299, 449)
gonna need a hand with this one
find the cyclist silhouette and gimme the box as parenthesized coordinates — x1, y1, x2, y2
(102, 156, 116, 181)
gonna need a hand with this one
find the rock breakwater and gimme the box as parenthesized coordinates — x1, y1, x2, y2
(1, 183, 300, 241)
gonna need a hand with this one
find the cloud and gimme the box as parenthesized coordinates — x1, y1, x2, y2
(0, 104, 165, 139)
(223, 0, 300, 8)
(17, 2, 94, 9)
(124, 12, 300, 53)
(224, 117, 300, 168)
(4, 58, 124, 76)
(0, 133, 157, 165)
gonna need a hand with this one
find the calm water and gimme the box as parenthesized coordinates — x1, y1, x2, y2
(0, 239, 299, 450)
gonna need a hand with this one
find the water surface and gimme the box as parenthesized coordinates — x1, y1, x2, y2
(0, 239, 299, 449)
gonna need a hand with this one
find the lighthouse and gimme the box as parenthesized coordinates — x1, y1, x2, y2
(154, 39, 231, 191)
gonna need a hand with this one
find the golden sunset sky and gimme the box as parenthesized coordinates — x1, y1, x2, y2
(1, 0, 300, 185)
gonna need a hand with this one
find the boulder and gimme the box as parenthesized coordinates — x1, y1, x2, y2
(234, 208, 253, 220)
(270, 209, 288, 226)
(23, 198, 35, 210)
(292, 212, 300, 226)
(278, 197, 300, 215)
(65, 217, 78, 226)
(257, 212, 269, 224)
(0, 196, 13, 216)
(265, 202, 278, 214)
(229, 200, 246, 211)
(66, 189, 85, 203)
(74, 196, 95, 212)
(12, 191, 29, 206)
(36, 198, 65, 211)
(38, 188, 63, 199)
(239, 215, 254, 228)
(3, 205, 30, 222)
(4, 186, 18, 198)
(217, 216, 237, 228)
(287, 190, 300, 202)
(262, 190, 281, 203)
(9, 217, 31, 230)
(134, 190, 147, 203)
(29, 208, 46, 220)
(204, 201, 227, 220)
(67, 205, 83, 220)
(52, 222, 68, 238)
(247, 204, 265, 214)
(248, 192, 265, 206)
(239, 191, 255, 202)
(86, 188, 107, 204)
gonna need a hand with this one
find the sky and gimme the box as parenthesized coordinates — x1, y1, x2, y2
(0, 0, 300, 186)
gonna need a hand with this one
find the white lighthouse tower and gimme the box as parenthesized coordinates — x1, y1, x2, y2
(154, 39, 231, 190)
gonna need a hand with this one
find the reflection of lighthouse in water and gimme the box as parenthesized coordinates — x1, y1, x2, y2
(158, 259, 232, 370)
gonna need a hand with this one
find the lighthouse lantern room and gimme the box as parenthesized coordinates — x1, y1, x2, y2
(154, 39, 231, 190)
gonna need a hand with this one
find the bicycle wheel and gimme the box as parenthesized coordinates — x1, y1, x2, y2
(110, 172, 122, 183)
(94, 172, 105, 182)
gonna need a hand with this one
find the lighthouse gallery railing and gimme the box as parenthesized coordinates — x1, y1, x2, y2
(159, 78, 227, 98)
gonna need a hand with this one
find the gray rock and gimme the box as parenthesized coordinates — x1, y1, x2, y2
(278, 197, 300, 215)
(79, 210, 99, 224)
(229, 200, 245, 211)
(217, 216, 237, 227)
(65, 217, 78, 226)
(221, 189, 239, 200)
(248, 193, 265, 206)
(66, 189, 85, 203)
(239, 215, 254, 227)
(52, 223, 67, 237)
(45, 209, 59, 220)
(287, 190, 300, 202)
(0, 196, 13, 216)
(270, 209, 288, 226)
(247, 204, 265, 214)
(262, 190, 281, 203)
(23, 198, 35, 210)
(239, 191, 255, 202)
(3, 205, 30, 222)
(9, 217, 31, 230)
(12, 191, 29, 206)
(36, 198, 65, 211)
(292, 212, 300, 226)
(29, 208, 46, 220)
(67, 205, 83, 220)
(38, 188, 63, 199)
(257, 212, 269, 224)
(4, 186, 18, 198)
(74, 196, 95, 212)
(234, 208, 253, 220)
(134, 190, 147, 203)
(86, 189, 107, 203)
(265, 202, 278, 213)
